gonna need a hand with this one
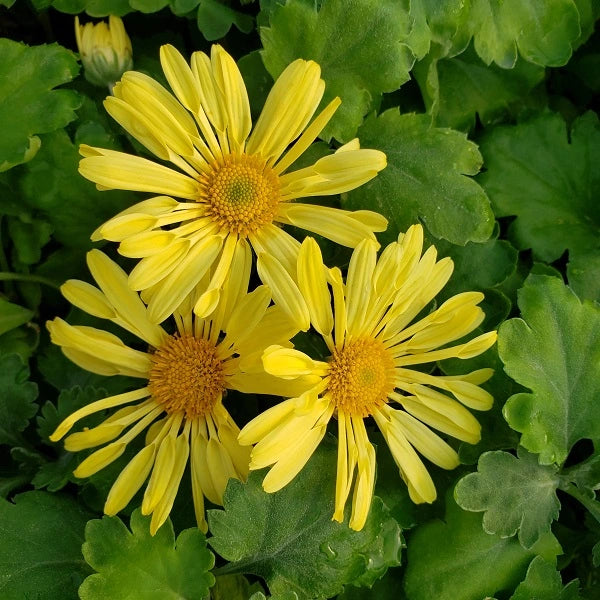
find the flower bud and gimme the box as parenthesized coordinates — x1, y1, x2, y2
(75, 15, 133, 89)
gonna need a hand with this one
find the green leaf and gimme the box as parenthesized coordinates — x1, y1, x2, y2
(0, 40, 80, 169)
(208, 441, 401, 599)
(434, 44, 545, 131)
(478, 111, 600, 262)
(37, 386, 107, 445)
(18, 128, 131, 249)
(7, 214, 53, 266)
(0, 491, 92, 600)
(455, 448, 561, 549)
(49, 0, 131, 16)
(469, 0, 581, 68)
(499, 275, 600, 465)
(212, 574, 264, 600)
(34, 387, 109, 492)
(261, 0, 419, 142)
(0, 354, 38, 447)
(510, 555, 582, 600)
(433, 226, 518, 300)
(565, 455, 600, 501)
(129, 0, 169, 12)
(196, 0, 254, 40)
(403, 493, 561, 600)
(343, 109, 494, 245)
(568, 250, 600, 303)
(79, 509, 215, 600)
(0, 299, 33, 337)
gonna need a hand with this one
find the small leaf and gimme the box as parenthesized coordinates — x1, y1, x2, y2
(343, 109, 493, 245)
(7, 214, 53, 265)
(18, 128, 131, 249)
(434, 228, 518, 300)
(261, 0, 420, 141)
(478, 111, 600, 262)
(0, 299, 33, 337)
(403, 492, 562, 600)
(0, 354, 38, 447)
(196, 0, 254, 41)
(469, 0, 581, 68)
(510, 555, 582, 600)
(433, 44, 545, 131)
(79, 509, 215, 599)
(455, 448, 561, 549)
(0, 40, 80, 169)
(498, 275, 600, 465)
(208, 441, 401, 599)
(567, 249, 600, 303)
(0, 491, 93, 600)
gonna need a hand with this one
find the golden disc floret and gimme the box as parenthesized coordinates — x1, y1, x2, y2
(328, 337, 395, 417)
(148, 334, 225, 419)
(200, 154, 280, 236)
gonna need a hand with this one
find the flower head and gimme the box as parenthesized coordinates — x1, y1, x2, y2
(48, 244, 312, 534)
(80, 44, 387, 327)
(238, 225, 497, 530)
(75, 16, 133, 88)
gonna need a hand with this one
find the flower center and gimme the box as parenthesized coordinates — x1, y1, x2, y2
(148, 335, 225, 420)
(328, 338, 395, 417)
(201, 154, 280, 236)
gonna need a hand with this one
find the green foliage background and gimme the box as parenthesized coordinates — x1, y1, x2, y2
(0, 0, 599, 598)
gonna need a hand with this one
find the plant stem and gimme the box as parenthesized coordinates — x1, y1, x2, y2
(561, 482, 600, 524)
(0, 272, 60, 290)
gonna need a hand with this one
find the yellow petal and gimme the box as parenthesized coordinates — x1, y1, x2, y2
(257, 253, 310, 331)
(142, 434, 176, 514)
(79, 149, 198, 199)
(61, 280, 115, 320)
(262, 424, 326, 493)
(238, 399, 296, 446)
(119, 230, 177, 258)
(346, 239, 378, 336)
(248, 59, 324, 163)
(277, 203, 379, 248)
(160, 44, 201, 114)
(105, 444, 157, 515)
(262, 345, 318, 379)
(73, 442, 126, 478)
(128, 238, 190, 291)
(147, 235, 223, 323)
(211, 44, 251, 151)
(86, 249, 165, 347)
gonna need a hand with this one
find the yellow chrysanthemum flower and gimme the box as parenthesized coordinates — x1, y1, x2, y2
(238, 225, 497, 531)
(75, 15, 133, 88)
(79, 44, 387, 327)
(47, 244, 314, 534)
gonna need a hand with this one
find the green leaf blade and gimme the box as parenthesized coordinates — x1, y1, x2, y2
(498, 275, 600, 465)
(455, 449, 561, 549)
(209, 442, 401, 599)
(343, 110, 494, 245)
(79, 509, 215, 600)
(0, 354, 38, 447)
(0, 40, 80, 169)
(261, 0, 419, 142)
(0, 491, 92, 600)
(478, 111, 600, 262)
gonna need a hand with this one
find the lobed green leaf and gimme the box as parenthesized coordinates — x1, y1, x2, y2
(499, 275, 600, 465)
